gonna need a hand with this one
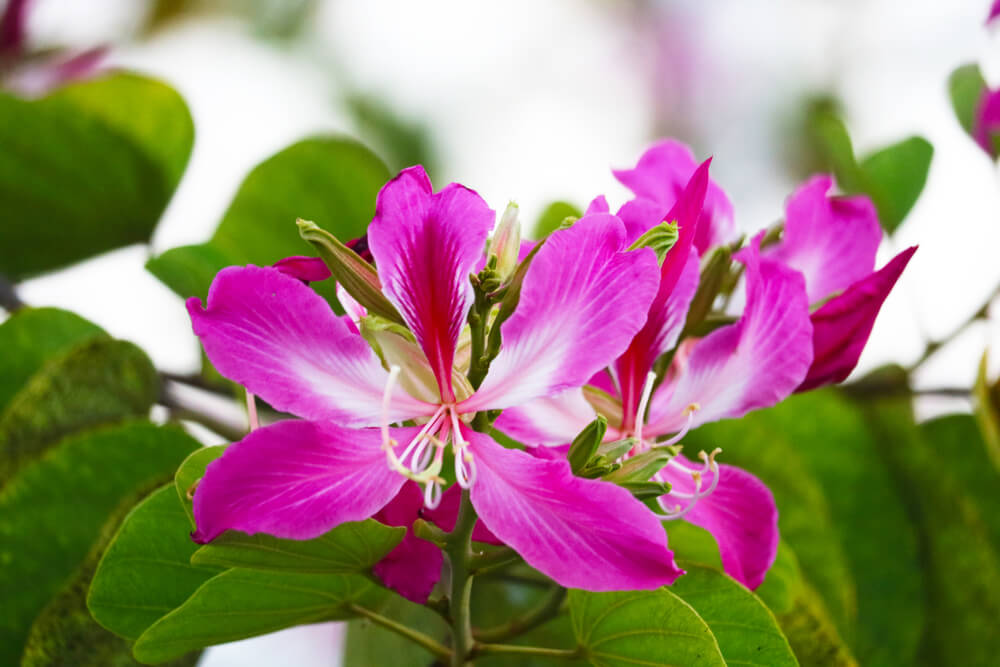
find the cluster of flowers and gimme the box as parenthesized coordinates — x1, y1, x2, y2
(186, 140, 914, 602)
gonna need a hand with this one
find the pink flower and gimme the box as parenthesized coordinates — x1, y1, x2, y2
(763, 175, 916, 391)
(186, 165, 684, 598)
(499, 162, 813, 589)
(974, 87, 1000, 160)
(988, 0, 1000, 26)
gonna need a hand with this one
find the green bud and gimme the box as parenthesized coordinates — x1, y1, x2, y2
(617, 479, 672, 501)
(627, 220, 679, 265)
(568, 416, 608, 474)
(603, 445, 680, 485)
(594, 438, 637, 462)
(557, 216, 578, 231)
(489, 202, 522, 282)
(296, 219, 404, 324)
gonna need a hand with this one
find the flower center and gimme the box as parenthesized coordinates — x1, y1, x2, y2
(379, 365, 477, 509)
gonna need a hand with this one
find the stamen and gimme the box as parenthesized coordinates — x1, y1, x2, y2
(660, 403, 699, 447)
(634, 371, 658, 445)
(658, 447, 722, 521)
(245, 390, 259, 432)
(424, 480, 442, 509)
(380, 365, 402, 451)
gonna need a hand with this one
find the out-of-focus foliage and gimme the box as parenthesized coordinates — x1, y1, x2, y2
(533, 201, 583, 239)
(0, 74, 193, 279)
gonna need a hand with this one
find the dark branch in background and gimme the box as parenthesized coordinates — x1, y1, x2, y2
(0, 274, 24, 312)
(907, 280, 1000, 373)
(158, 377, 247, 442)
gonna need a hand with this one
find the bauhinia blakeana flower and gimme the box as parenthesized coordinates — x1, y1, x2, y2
(973, 86, 1000, 160)
(498, 160, 813, 589)
(186, 165, 685, 596)
(762, 174, 916, 391)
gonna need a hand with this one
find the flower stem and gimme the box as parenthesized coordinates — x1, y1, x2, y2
(445, 489, 478, 666)
(473, 585, 566, 643)
(348, 604, 452, 661)
(473, 642, 583, 660)
(0, 273, 23, 312)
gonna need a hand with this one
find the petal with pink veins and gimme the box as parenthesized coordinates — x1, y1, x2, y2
(187, 265, 434, 426)
(585, 195, 610, 215)
(468, 428, 683, 591)
(373, 482, 443, 603)
(659, 456, 778, 590)
(765, 175, 881, 303)
(192, 421, 415, 544)
(462, 213, 659, 412)
(798, 246, 916, 391)
(646, 233, 813, 434)
(613, 139, 735, 254)
(494, 388, 598, 446)
(367, 166, 494, 402)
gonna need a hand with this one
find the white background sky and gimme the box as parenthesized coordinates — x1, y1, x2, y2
(10, 1, 1000, 663)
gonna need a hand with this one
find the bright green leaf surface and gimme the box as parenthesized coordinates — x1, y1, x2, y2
(949, 64, 987, 136)
(22, 485, 200, 667)
(147, 137, 391, 301)
(191, 520, 404, 573)
(88, 485, 221, 641)
(0, 338, 158, 485)
(0, 73, 193, 280)
(0, 422, 198, 664)
(777, 583, 857, 667)
(672, 563, 797, 667)
(0, 307, 105, 410)
(133, 570, 381, 663)
(568, 588, 725, 667)
(532, 201, 582, 240)
(174, 445, 227, 527)
(859, 136, 932, 233)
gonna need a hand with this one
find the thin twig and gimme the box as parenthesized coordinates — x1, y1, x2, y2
(0, 273, 24, 312)
(473, 642, 583, 660)
(474, 586, 567, 643)
(348, 604, 452, 661)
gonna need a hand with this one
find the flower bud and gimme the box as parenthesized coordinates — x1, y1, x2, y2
(628, 221, 679, 265)
(489, 202, 522, 282)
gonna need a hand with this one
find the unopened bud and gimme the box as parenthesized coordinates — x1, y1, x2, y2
(567, 416, 608, 475)
(489, 202, 522, 282)
(628, 220, 679, 265)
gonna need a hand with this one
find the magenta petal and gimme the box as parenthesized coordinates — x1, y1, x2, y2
(423, 485, 501, 545)
(494, 389, 598, 446)
(187, 265, 432, 426)
(372, 482, 443, 603)
(974, 88, 1000, 158)
(367, 166, 494, 402)
(765, 175, 881, 303)
(798, 246, 916, 391)
(646, 234, 813, 434)
(585, 195, 611, 215)
(660, 456, 778, 590)
(613, 139, 735, 254)
(192, 421, 413, 543)
(468, 428, 683, 591)
(463, 213, 659, 412)
(272, 256, 332, 283)
(989, 0, 1000, 25)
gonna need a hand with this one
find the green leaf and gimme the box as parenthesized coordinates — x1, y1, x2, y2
(344, 592, 449, 667)
(759, 390, 923, 664)
(133, 570, 382, 663)
(22, 485, 200, 667)
(0, 307, 104, 410)
(147, 136, 391, 301)
(532, 201, 582, 240)
(858, 136, 933, 233)
(862, 398, 1000, 665)
(777, 583, 857, 667)
(0, 421, 199, 665)
(972, 351, 1000, 471)
(754, 541, 803, 616)
(346, 93, 439, 176)
(0, 338, 158, 485)
(191, 519, 404, 573)
(0, 73, 193, 280)
(568, 588, 725, 667)
(948, 64, 987, 135)
(174, 445, 227, 527)
(672, 563, 797, 666)
(88, 485, 221, 641)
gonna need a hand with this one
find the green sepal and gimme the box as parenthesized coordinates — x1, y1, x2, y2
(567, 416, 607, 475)
(603, 445, 679, 485)
(683, 245, 732, 337)
(627, 220, 679, 265)
(617, 479, 672, 500)
(297, 219, 404, 324)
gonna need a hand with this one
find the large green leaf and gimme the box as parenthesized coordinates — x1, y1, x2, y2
(0, 307, 105, 410)
(0, 421, 199, 665)
(684, 415, 856, 635)
(858, 137, 933, 233)
(191, 520, 404, 573)
(88, 485, 221, 641)
(0, 73, 193, 280)
(863, 399, 1000, 665)
(568, 588, 725, 667)
(752, 390, 923, 665)
(22, 486, 200, 667)
(0, 338, 158, 485)
(132, 570, 383, 663)
(671, 563, 797, 666)
(147, 136, 391, 301)
(777, 583, 857, 667)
